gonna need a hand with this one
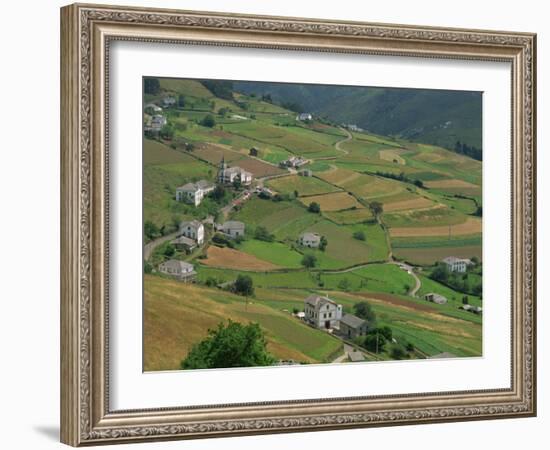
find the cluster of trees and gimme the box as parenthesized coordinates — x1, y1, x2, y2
(144, 219, 180, 243)
(254, 226, 275, 242)
(200, 114, 216, 128)
(454, 141, 482, 161)
(430, 260, 482, 296)
(308, 202, 321, 213)
(200, 80, 234, 100)
(375, 171, 425, 188)
(301, 253, 317, 268)
(353, 230, 366, 241)
(281, 101, 305, 113)
(180, 320, 275, 369)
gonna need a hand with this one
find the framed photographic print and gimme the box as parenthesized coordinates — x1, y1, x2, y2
(60, 3, 537, 446)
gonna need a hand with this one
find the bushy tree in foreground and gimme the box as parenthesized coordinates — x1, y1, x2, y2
(181, 321, 275, 369)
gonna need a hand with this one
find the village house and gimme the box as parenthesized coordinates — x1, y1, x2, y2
(175, 180, 215, 206)
(442, 256, 472, 273)
(144, 103, 162, 113)
(298, 232, 321, 248)
(279, 156, 308, 169)
(424, 293, 448, 305)
(170, 235, 197, 253)
(304, 294, 343, 329)
(162, 96, 176, 107)
(179, 220, 205, 245)
(220, 221, 245, 238)
(158, 259, 196, 281)
(296, 112, 313, 121)
(217, 157, 253, 186)
(150, 114, 167, 130)
(339, 313, 369, 339)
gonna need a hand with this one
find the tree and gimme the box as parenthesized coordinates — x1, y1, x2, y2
(430, 262, 450, 283)
(369, 201, 383, 219)
(363, 333, 386, 353)
(390, 345, 407, 360)
(144, 261, 153, 274)
(254, 226, 274, 242)
(308, 202, 321, 213)
(413, 179, 425, 188)
(180, 320, 275, 369)
(301, 253, 317, 268)
(232, 178, 242, 190)
(337, 278, 351, 292)
(160, 124, 175, 140)
(144, 77, 160, 95)
(462, 295, 469, 305)
(353, 301, 376, 324)
(177, 94, 186, 108)
(319, 236, 328, 251)
(200, 114, 216, 128)
(474, 205, 483, 217)
(353, 230, 366, 241)
(163, 243, 175, 258)
(210, 185, 226, 202)
(144, 220, 160, 241)
(234, 275, 254, 297)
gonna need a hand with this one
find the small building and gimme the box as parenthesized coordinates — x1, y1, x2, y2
(221, 221, 245, 238)
(460, 304, 482, 314)
(349, 350, 366, 362)
(150, 114, 167, 130)
(442, 256, 472, 273)
(162, 96, 176, 107)
(279, 156, 308, 168)
(339, 314, 369, 339)
(179, 220, 205, 245)
(296, 113, 313, 121)
(304, 294, 342, 329)
(298, 232, 321, 248)
(158, 259, 196, 281)
(299, 169, 312, 177)
(217, 157, 253, 186)
(424, 293, 448, 305)
(144, 103, 162, 113)
(175, 180, 215, 206)
(170, 235, 197, 253)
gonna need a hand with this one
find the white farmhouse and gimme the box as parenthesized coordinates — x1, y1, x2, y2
(296, 113, 313, 121)
(304, 294, 343, 329)
(162, 96, 176, 107)
(217, 157, 253, 186)
(175, 180, 215, 206)
(150, 114, 167, 130)
(442, 256, 472, 273)
(221, 221, 245, 238)
(298, 232, 321, 248)
(158, 259, 196, 281)
(179, 220, 205, 245)
(424, 293, 448, 305)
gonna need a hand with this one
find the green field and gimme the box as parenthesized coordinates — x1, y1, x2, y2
(266, 175, 341, 197)
(237, 240, 304, 268)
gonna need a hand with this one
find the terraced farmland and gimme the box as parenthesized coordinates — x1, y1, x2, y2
(143, 77, 483, 370)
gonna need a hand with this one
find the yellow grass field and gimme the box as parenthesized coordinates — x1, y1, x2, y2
(144, 277, 316, 371)
(317, 167, 364, 186)
(202, 245, 281, 271)
(383, 196, 435, 212)
(425, 179, 480, 189)
(379, 149, 406, 165)
(389, 217, 482, 237)
(299, 191, 364, 211)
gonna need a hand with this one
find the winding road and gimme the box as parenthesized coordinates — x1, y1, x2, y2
(334, 127, 352, 155)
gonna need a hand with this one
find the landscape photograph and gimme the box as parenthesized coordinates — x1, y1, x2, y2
(142, 77, 483, 372)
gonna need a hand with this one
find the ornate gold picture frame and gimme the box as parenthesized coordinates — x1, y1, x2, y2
(60, 3, 536, 446)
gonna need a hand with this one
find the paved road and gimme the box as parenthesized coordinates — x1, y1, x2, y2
(332, 343, 356, 363)
(144, 231, 179, 261)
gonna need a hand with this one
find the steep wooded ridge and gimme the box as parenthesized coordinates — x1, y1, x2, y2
(234, 81, 482, 155)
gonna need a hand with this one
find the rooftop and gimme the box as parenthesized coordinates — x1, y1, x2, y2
(222, 220, 245, 229)
(180, 220, 203, 229)
(340, 313, 366, 329)
(160, 259, 194, 271)
(304, 294, 338, 308)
